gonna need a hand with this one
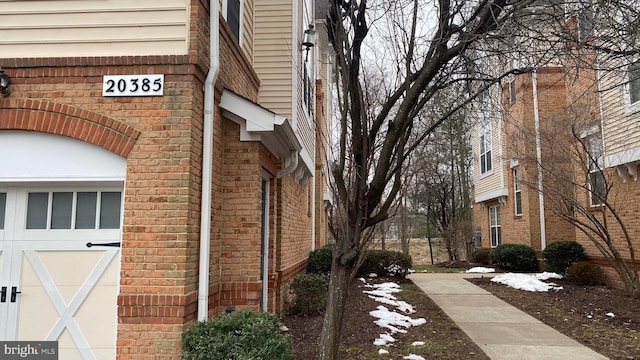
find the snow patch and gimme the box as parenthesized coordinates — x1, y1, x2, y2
(491, 273, 563, 292)
(412, 341, 425, 346)
(403, 355, 426, 360)
(465, 267, 495, 273)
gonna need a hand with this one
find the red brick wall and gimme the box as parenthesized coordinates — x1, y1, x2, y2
(0, 54, 205, 358)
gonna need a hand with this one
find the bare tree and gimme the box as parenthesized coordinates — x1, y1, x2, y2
(320, 0, 640, 358)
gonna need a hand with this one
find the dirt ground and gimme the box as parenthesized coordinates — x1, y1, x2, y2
(286, 240, 640, 359)
(284, 276, 489, 360)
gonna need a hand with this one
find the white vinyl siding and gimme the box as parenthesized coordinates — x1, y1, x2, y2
(0, 0, 188, 58)
(599, 60, 640, 162)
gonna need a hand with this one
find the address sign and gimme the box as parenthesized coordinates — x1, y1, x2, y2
(102, 74, 164, 97)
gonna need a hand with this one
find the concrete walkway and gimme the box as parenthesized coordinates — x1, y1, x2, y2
(408, 273, 608, 360)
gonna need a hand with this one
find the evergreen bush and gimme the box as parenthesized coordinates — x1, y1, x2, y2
(357, 250, 412, 278)
(287, 273, 329, 315)
(306, 244, 333, 275)
(182, 311, 292, 360)
(489, 244, 538, 272)
(541, 241, 585, 274)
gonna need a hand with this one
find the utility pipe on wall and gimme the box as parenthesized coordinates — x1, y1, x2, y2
(532, 68, 547, 250)
(198, 0, 220, 322)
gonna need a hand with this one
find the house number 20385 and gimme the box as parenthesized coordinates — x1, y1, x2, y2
(102, 74, 164, 97)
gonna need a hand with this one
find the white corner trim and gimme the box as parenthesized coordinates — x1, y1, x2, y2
(475, 187, 509, 204)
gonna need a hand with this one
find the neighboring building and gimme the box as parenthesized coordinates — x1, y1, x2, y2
(472, 6, 640, 289)
(0, 0, 332, 359)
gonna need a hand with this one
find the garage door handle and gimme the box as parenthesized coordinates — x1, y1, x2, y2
(1, 287, 6, 303)
(86, 242, 121, 248)
(11, 287, 20, 303)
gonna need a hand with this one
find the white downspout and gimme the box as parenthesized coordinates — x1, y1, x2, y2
(277, 151, 299, 178)
(198, 0, 219, 322)
(532, 68, 547, 250)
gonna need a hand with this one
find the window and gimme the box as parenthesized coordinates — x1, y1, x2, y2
(303, 64, 314, 116)
(0, 192, 5, 229)
(629, 61, 640, 106)
(585, 135, 605, 206)
(577, 5, 593, 41)
(479, 132, 492, 174)
(508, 58, 517, 102)
(26, 191, 122, 230)
(509, 77, 516, 102)
(513, 166, 522, 215)
(489, 206, 501, 247)
(225, 0, 241, 42)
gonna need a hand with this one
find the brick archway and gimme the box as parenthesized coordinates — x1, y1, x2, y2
(0, 98, 140, 157)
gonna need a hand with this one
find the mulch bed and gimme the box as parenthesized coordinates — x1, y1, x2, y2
(284, 276, 489, 360)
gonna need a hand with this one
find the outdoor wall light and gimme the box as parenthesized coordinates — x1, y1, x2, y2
(302, 25, 316, 62)
(0, 68, 10, 98)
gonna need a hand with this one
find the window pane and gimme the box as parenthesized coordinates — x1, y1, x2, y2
(100, 192, 122, 229)
(630, 62, 640, 105)
(0, 193, 5, 230)
(486, 150, 492, 172)
(590, 172, 606, 206)
(227, 0, 240, 41)
(27, 192, 49, 229)
(51, 192, 73, 229)
(515, 192, 522, 215)
(76, 192, 97, 229)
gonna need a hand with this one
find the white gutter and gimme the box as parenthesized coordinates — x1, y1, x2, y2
(532, 68, 547, 250)
(198, 0, 219, 322)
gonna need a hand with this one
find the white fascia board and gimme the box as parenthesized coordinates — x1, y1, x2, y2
(221, 90, 279, 132)
(475, 187, 509, 204)
(605, 145, 640, 168)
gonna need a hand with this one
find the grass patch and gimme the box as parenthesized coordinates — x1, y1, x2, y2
(411, 264, 466, 273)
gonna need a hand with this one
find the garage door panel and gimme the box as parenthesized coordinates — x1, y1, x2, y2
(1, 186, 121, 360)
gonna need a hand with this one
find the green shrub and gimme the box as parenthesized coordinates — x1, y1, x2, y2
(542, 241, 585, 274)
(182, 311, 292, 360)
(489, 244, 538, 272)
(566, 261, 605, 286)
(471, 248, 491, 265)
(357, 250, 412, 278)
(307, 245, 333, 275)
(287, 273, 329, 315)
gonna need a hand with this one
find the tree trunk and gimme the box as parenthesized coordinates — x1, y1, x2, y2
(318, 260, 351, 360)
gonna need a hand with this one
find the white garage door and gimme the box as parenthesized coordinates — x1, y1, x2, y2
(0, 131, 127, 360)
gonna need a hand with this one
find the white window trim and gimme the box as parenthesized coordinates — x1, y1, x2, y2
(586, 134, 605, 207)
(489, 205, 501, 248)
(479, 131, 493, 176)
(222, 0, 243, 46)
(513, 166, 522, 216)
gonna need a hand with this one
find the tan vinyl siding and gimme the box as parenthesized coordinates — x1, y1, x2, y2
(0, 0, 188, 58)
(600, 65, 640, 161)
(241, 0, 254, 62)
(473, 114, 505, 199)
(254, 0, 294, 119)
